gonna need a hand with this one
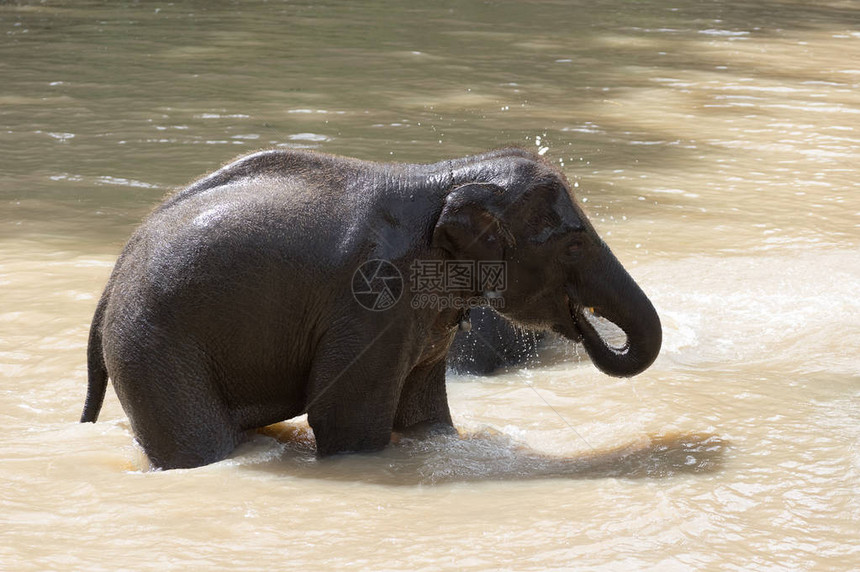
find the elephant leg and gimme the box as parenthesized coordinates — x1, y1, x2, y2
(393, 359, 455, 436)
(305, 323, 411, 457)
(111, 351, 240, 470)
(134, 405, 238, 470)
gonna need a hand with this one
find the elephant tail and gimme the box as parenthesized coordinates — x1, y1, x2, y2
(80, 294, 109, 423)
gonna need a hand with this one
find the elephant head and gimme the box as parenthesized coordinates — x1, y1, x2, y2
(432, 151, 662, 377)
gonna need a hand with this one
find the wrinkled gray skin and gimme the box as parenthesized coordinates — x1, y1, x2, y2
(81, 148, 662, 469)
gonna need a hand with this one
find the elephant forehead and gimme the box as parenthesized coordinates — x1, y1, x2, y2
(513, 186, 584, 230)
(553, 191, 589, 227)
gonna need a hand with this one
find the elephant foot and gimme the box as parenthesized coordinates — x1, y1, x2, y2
(310, 417, 394, 457)
(393, 420, 459, 441)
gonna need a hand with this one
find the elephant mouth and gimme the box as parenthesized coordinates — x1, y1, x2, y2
(557, 252, 661, 378)
(566, 298, 630, 357)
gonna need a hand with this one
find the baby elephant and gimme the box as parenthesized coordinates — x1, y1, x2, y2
(80, 148, 661, 469)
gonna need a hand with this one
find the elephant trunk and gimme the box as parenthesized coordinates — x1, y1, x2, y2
(570, 245, 662, 377)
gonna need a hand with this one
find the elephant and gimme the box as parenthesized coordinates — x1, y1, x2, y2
(80, 147, 662, 469)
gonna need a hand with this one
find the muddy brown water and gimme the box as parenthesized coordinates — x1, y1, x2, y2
(1, 1, 858, 569)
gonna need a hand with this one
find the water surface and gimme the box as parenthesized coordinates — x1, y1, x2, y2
(1, 1, 858, 569)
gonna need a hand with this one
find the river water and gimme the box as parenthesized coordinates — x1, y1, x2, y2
(1, 1, 858, 569)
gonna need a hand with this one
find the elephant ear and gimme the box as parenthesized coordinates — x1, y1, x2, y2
(432, 183, 512, 261)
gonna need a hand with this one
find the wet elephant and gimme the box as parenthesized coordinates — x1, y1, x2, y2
(80, 147, 661, 469)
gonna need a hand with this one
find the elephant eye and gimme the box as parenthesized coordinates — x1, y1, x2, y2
(563, 239, 584, 261)
(568, 239, 584, 253)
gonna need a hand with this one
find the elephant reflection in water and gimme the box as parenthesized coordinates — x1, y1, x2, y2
(447, 306, 546, 375)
